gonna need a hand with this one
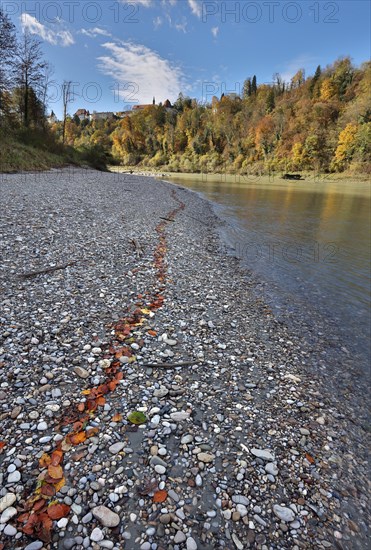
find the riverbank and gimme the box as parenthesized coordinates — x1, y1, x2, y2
(0, 168, 368, 549)
(0, 134, 110, 173)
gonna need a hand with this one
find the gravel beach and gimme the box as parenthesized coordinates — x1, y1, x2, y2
(0, 168, 369, 550)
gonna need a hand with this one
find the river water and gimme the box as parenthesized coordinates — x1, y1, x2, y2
(165, 173, 371, 369)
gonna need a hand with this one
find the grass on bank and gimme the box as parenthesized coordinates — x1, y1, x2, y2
(0, 129, 110, 173)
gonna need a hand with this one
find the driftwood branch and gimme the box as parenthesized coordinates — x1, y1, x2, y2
(142, 361, 201, 369)
(18, 261, 77, 279)
(160, 217, 175, 223)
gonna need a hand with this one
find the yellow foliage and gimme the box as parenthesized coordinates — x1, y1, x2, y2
(333, 123, 359, 170)
(320, 79, 337, 101)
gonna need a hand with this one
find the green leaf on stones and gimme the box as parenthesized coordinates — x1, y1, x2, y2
(127, 411, 147, 425)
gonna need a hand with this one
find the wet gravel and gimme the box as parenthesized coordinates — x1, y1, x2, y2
(0, 167, 369, 550)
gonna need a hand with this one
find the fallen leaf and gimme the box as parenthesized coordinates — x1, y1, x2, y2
(51, 450, 63, 467)
(47, 503, 70, 520)
(305, 453, 315, 464)
(73, 421, 84, 432)
(96, 396, 106, 406)
(115, 371, 124, 381)
(147, 330, 157, 337)
(22, 513, 39, 535)
(0, 441, 6, 451)
(17, 512, 31, 523)
(69, 432, 87, 445)
(38, 512, 53, 542)
(77, 403, 85, 412)
(81, 389, 91, 395)
(153, 490, 168, 503)
(112, 413, 122, 422)
(48, 464, 63, 480)
(54, 477, 66, 493)
(39, 453, 51, 468)
(108, 380, 118, 391)
(40, 483, 56, 498)
(33, 499, 47, 513)
(127, 411, 147, 425)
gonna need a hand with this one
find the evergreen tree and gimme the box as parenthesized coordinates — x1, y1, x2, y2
(310, 65, 321, 97)
(252, 75, 257, 94)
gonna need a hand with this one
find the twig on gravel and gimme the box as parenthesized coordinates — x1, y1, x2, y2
(18, 261, 77, 279)
(142, 361, 202, 368)
(159, 216, 175, 223)
(131, 238, 143, 257)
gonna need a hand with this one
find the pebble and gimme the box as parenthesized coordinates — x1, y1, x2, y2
(37, 421, 48, 431)
(251, 448, 275, 461)
(7, 471, 21, 484)
(197, 452, 214, 463)
(3, 524, 17, 536)
(92, 506, 120, 527)
(232, 495, 249, 506)
(170, 411, 190, 421)
(73, 366, 90, 379)
(24, 543, 44, 550)
(273, 504, 296, 522)
(90, 527, 104, 542)
(174, 531, 186, 543)
(0, 506, 17, 523)
(0, 493, 16, 512)
(265, 463, 278, 476)
(108, 442, 126, 454)
(186, 536, 198, 550)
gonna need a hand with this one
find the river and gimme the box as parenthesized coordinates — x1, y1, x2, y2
(164, 173, 371, 369)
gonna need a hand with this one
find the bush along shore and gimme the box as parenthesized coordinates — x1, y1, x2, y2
(0, 168, 368, 550)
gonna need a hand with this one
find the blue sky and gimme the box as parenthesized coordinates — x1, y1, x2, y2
(4, 0, 370, 117)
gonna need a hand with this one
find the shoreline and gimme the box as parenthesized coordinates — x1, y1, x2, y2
(0, 168, 368, 549)
(109, 166, 371, 186)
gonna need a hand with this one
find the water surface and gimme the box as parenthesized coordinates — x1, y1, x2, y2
(165, 173, 371, 367)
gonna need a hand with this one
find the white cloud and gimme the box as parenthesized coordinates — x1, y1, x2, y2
(211, 26, 219, 38)
(188, 0, 202, 18)
(175, 18, 188, 33)
(128, 0, 153, 6)
(98, 41, 184, 104)
(80, 27, 112, 38)
(153, 16, 163, 29)
(279, 54, 318, 84)
(20, 13, 74, 46)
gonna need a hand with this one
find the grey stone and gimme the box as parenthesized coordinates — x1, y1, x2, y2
(92, 505, 120, 528)
(273, 504, 296, 522)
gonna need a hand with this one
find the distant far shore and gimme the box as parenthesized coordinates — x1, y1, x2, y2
(109, 165, 370, 184)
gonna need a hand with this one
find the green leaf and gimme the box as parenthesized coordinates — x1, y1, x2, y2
(127, 411, 147, 425)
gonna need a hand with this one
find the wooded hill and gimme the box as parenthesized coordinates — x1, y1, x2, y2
(57, 58, 371, 175)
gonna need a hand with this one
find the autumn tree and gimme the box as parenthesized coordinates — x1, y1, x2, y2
(242, 78, 252, 98)
(332, 123, 358, 171)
